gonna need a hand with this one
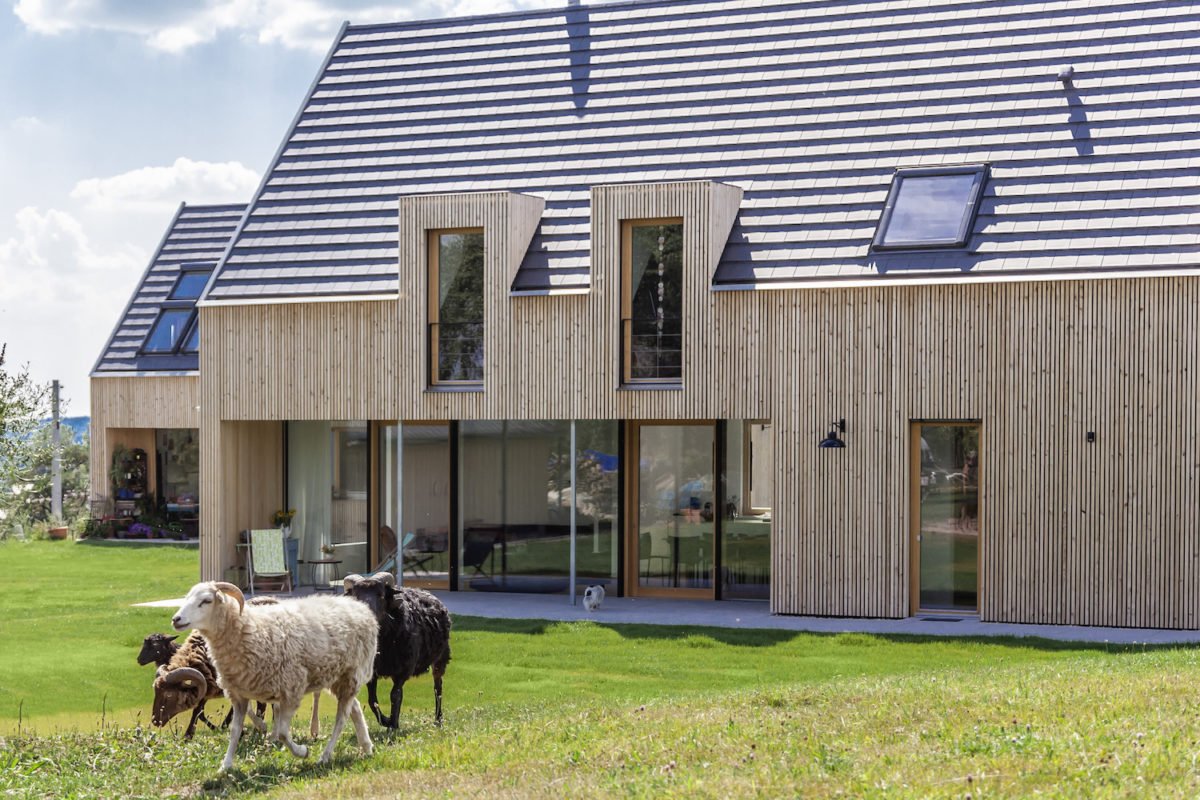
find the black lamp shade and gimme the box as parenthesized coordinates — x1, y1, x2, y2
(819, 432, 845, 448)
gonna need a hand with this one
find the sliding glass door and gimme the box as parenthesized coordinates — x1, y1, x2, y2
(629, 423, 715, 598)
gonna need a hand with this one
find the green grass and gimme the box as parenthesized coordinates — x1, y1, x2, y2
(0, 539, 199, 729)
(2, 540, 1199, 798)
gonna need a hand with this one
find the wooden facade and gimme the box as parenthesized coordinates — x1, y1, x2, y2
(88, 375, 200, 505)
(190, 187, 1200, 627)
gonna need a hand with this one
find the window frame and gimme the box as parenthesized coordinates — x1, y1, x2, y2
(620, 217, 685, 386)
(870, 164, 989, 252)
(139, 265, 212, 356)
(427, 227, 486, 388)
(742, 420, 772, 515)
(140, 307, 196, 355)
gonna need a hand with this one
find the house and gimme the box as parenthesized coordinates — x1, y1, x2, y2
(91, 0, 1200, 627)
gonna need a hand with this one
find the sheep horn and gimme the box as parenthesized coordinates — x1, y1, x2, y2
(162, 666, 207, 695)
(343, 574, 363, 592)
(213, 582, 245, 614)
(370, 571, 396, 587)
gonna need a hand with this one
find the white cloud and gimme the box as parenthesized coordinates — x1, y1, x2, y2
(70, 157, 260, 214)
(0, 206, 146, 409)
(14, 0, 571, 53)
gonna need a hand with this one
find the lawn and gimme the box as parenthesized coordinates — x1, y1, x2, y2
(1, 540, 1199, 798)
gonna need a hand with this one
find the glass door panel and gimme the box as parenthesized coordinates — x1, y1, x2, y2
(401, 423, 451, 589)
(913, 423, 981, 612)
(633, 423, 715, 597)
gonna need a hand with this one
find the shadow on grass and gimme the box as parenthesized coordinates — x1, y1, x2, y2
(76, 539, 198, 550)
(450, 614, 1200, 656)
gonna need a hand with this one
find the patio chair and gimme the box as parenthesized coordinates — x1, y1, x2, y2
(461, 528, 497, 581)
(249, 528, 293, 594)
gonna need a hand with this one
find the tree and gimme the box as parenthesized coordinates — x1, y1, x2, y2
(0, 344, 57, 534)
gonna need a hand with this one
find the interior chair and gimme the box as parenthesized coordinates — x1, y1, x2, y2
(639, 531, 670, 585)
(374, 525, 400, 574)
(401, 528, 435, 575)
(674, 535, 708, 588)
(248, 528, 293, 594)
(460, 529, 497, 581)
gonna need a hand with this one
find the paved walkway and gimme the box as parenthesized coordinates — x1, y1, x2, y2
(136, 590, 1200, 646)
(431, 591, 1200, 645)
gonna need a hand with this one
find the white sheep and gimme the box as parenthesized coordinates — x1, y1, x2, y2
(171, 581, 377, 772)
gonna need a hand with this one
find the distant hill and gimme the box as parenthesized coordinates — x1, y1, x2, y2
(39, 416, 90, 443)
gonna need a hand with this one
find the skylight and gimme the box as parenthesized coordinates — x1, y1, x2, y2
(872, 165, 988, 250)
(143, 309, 192, 353)
(169, 270, 212, 300)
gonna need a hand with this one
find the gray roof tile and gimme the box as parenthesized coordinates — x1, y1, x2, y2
(94, 203, 245, 372)
(205, 0, 1200, 298)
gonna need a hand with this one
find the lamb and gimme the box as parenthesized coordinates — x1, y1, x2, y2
(343, 572, 451, 728)
(171, 581, 376, 771)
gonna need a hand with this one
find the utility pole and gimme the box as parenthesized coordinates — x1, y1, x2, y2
(51, 380, 62, 523)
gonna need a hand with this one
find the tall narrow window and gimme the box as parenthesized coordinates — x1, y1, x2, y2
(622, 219, 683, 384)
(428, 229, 485, 386)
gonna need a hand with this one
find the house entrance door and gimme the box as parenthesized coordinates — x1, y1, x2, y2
(911, 422, 982, 614)
(628, 422, 716, 599)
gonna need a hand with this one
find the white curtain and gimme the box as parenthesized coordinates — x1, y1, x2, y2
(288, 421, 332, 566)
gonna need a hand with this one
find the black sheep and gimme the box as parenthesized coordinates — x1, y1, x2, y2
(343, 572, 451, 728)
(137, 633, 180, 667)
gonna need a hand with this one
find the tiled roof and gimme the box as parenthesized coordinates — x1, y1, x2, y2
(93, 203, 246, 373)
(204, 0, 1200, 299)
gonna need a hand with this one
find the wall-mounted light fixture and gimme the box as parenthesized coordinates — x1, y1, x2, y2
(819, 419, 846, 449)
(1057, 65, 1074, 85)
(1086, 431, 1096, 444)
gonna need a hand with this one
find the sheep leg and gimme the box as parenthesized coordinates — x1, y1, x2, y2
(197, 700, 222, 732)
(219, 698, 248, 773)
(433, 667, 445, 726)
(348, 698, 373, 756)
(320, 690, 374, 763)
(184, 704, 204, 739)
(367, 677, 387, 727)
(309, 692, 321, 739)
(271, 702, 309, 759)
(386, 679, 404, 729)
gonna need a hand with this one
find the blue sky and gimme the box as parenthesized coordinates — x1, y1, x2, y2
(0, 0, 562, 413)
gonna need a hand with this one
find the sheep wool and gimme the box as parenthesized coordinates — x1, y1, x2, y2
(172, 581, 377, 772)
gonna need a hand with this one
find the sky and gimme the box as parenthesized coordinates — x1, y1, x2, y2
(0, 0, 566, 416)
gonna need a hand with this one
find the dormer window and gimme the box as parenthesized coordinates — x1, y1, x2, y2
(872, 165, 988, 250)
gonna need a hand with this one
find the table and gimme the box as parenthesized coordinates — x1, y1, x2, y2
(304, 558, 343, 591)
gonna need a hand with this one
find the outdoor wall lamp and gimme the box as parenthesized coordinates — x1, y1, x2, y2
(819, 419, 846, 449)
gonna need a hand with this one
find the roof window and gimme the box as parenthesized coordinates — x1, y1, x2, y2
(872, 165, 988, 250)
(143, 309, 193, 353)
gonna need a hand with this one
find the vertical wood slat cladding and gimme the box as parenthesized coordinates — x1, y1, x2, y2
(88, 376, 199, 503)
(196, 180, 1199, 627)
(770, 277, 1200, 628)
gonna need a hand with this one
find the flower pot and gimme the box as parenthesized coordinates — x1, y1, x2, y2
(47, 526, 69, 540)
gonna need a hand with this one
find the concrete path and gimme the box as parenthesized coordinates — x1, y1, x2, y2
(136, 589, 1200, 645)
(430, 591, 1200, 646)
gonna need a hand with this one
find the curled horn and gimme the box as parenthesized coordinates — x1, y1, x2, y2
(162, 667, 208, 695)
(343, 574, 363, 592)
(370, 571, 396, 587)
(212, 582, 245, 614)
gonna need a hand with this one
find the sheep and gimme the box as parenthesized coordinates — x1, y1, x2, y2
(137, 632, 180, 667)
(149, 634, 324, 740)
(343, 572, 451, 729)
(171, 581, 376, 771)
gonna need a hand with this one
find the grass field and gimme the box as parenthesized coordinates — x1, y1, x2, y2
(2, 540, 1199, 798)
